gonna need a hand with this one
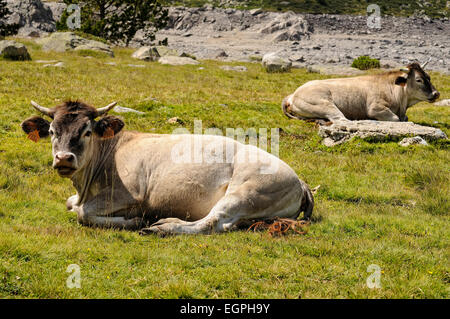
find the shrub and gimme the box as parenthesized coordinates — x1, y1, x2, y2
(351, 56, 380, 70)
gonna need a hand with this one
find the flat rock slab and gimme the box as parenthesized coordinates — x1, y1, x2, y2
(318, 120, 447, 146)
(158, 56, 199, 65)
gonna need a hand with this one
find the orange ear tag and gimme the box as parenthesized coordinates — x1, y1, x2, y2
(27, 130, 40, 142)
(103, 127, 115, 139)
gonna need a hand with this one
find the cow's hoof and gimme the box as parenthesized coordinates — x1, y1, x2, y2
(139, 226, 170, 237)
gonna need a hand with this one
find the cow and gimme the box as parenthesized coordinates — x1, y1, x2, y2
(21, 100, 314, 235)
(282, 61, 440, 122)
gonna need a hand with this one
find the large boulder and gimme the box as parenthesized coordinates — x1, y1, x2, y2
(262, 52, 292, 73)
(259, 11, 311, 42)
(318, 120, 447, 146)
(132, 46, 160, 61)
(0, 40, 31, 60)
(36, 32, 114, 57)
(6, 0, 55, 36)
(158, 56, 199, 65)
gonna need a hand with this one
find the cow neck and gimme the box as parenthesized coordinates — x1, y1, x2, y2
(71, 133, 121, 205)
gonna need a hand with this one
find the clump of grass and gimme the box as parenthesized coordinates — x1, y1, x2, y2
(404, 168, 449, 216)
(352, 56, 380, 70)
(75, 49, 111, 59)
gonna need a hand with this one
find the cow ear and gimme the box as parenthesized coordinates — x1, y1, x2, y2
(395, 76, 408, 87)
(21, 116, 50, 142)
(94, 116, 124, 139)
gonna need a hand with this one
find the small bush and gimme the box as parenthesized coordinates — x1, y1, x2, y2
(351, 56, 380, 70)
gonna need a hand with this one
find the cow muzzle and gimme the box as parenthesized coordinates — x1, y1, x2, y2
(429, 91, 440, 102)
(53, 152, 77, 177)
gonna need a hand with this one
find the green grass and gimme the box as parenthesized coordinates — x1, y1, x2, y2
(0, 38, 449, 298)
(164, 0, 450, 18)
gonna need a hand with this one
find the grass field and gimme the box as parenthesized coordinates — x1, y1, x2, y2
(0, 39, 449, 298)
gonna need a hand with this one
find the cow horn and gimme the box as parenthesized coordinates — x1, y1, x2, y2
(96, 102, 117, 116)
(421, 57, 431, 69)
(400, 67, 410, 73)
(31, 101, 53, 118)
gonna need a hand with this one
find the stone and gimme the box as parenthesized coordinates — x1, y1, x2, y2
(132, 46, 160, 61)
(220, 65, 247, 72)
(0, 40, 31, 60)
(158, 56, 199, 65)
(262, 52, 292, 73)
(113, 106, 145, 115)
(318, 120, 447, 146)
(154, 46, 180, 57)
(5, 0, 55, 34)
(167, 117, 182, 124)
(399, 136, 428, 147)
(36, 32, 114, 57)
(434, 99, 450, 106)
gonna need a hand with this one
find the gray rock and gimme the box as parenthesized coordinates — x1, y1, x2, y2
(127, 64, 145, 68)
(262, 52, 292, 73)
(220, 65, 247, 72)
(0, 40, 31, 60)
(434, 99, 450, 106)
(158, 56, 199, 65)
(6, 0, 55, 34)
(43, 1, 67, 22)
(132, 46, 160, 61)
(399, 136, 428, 147)
(36, 32, 114, 57)
(319, 120, 447, 146)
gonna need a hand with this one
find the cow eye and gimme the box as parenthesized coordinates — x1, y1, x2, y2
(416, 79, 423, 83)
(49, 130, 54, 136)
(85, 131, 92, 137)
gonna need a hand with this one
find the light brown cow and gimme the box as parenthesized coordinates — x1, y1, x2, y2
(21, 101, 313, 235)
(282, 62, 440, 122)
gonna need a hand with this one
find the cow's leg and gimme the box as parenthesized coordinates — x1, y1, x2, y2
(367, 104, 400, 121)
(290, 98, 348, 122)
(74, 190, 144, 230)
(140, 179, 304, 235)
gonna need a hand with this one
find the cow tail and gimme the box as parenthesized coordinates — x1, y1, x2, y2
(298, 180, 314, 220)
(282, 95, 299, 120)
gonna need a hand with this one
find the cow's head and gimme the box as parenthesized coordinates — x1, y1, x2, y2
(21, 101, 124, 178)
(395, 61, 440, 103)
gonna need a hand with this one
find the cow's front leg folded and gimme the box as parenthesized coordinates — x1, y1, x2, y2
(74, 190, 144, 230)
(66, 194, 79, 211)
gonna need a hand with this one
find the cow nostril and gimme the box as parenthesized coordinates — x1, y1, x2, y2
(67, 154, 74, 162)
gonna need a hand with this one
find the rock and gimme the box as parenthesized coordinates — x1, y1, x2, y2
(6, 0, 55, 34)
(44, 1, 68, 22)
(43, 61, 64, 67)
(154, 46, 180, 57)
(259, 12, 311, 42)
(35, 59, 58, 63)
(399, 136, 428, 147)
(17, 26, 45, 38)
(132, 46, 160, 61)
(0, 40, 31, 60)
(158, 56, 199, 66)
(249, 8, 263, 16)
(214, 49, 228, 58)
(220, 65, 247, 72)
(434, 99, 450, 106)
(319, 120, 447, 146)
(36, 32, 114, 57)
(262, 52, 292, 73)
(127, 64, 145, 68)
(167, 117, 183, 124)
(307, 65, 364, 76)
(113, 106, 144, 115)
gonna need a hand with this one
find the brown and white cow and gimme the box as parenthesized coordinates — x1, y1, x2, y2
(21, 101, 313, 235)
(282, 62, 440, 122)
